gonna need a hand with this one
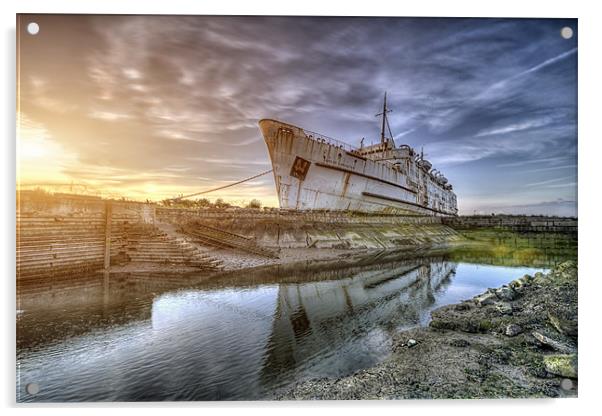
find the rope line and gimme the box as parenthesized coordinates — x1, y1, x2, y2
(170, 169, 273, 201)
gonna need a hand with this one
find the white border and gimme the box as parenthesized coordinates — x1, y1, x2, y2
(2, 1, 600, 415)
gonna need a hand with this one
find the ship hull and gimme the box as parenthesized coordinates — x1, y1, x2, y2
(259, 119, 456, 216)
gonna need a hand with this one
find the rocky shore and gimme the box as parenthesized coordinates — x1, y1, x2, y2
(277, 260, 578, 399)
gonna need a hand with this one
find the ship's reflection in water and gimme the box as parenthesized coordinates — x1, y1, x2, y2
(17, 253, 554, 402)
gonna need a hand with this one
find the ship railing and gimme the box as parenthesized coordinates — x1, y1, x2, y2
(301, 127, 402, 168)
(302, 128, 361, 154)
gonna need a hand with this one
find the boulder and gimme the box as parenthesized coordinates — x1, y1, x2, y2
(474, 291, 497, 307)
(532, 331, 576, 354)
(454, 302, 472, 311)
(520, 274, 533, 286)
(505, 324, 523, 337)
(495, 302, 513, 315)
(495, 286, 516, 301)
(556, 260, 577, 273)
(533, 271, 547, 284)
(548, 312, 578, 338)
(543, 354, 578, 378)
(509, 275, 532, 291)
(407, 339, 418, 348)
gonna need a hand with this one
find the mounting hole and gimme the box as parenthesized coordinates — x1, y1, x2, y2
(27, 22, 40, 35)
(560, 26, 573, 39)
(560, 378, 574, 390)
(26, 382, 40, 395)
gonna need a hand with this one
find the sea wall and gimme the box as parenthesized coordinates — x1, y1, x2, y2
(17, 192, 155, 281)
(442, 215, 577, 234)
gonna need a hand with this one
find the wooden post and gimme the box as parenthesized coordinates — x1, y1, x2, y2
(104, 201, 112, 270)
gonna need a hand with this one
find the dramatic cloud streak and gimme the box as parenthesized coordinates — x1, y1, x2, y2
(17, 15, 577, 215)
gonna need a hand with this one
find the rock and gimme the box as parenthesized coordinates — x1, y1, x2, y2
(556, 260, 577, 273)
(548, 312, 578, 338)
(495, 302, 513, 315)
(407, 339, 418, 348)
(449, 339, 470, 347)
(532, 331, 576, 354)
(505, 324, 523, 337)
(454, 302, 471, 311)
(495, 286, 516, 301)
(519, 274, 533, 286)
(474, 291, 497, 307)
(533, 272, 547, 284)
(509, 279, 524, 292)
(543, 354, 578, 378)
(509, 275, 532, 291)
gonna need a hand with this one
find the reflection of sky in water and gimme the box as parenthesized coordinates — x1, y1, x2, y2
(17, 261, 547, 402)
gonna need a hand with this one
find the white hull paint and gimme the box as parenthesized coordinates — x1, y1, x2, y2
(259, 119, 458, 216)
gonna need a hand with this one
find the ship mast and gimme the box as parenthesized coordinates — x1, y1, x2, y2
(380, 92, 387, 144)
(376, 92, 392, 145)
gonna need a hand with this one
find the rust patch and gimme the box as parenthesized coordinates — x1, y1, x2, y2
(290, 156, 311, 181)
(341, 172, 351, 197)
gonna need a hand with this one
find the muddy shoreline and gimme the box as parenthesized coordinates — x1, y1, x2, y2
(276, 261, 578, 399)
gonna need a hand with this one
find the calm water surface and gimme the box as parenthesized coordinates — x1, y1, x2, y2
(17, 250, 567, 401)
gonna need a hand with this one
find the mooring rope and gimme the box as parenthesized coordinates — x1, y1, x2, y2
(170, 169, 273, 201)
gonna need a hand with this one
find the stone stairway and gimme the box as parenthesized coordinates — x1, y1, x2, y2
(123, 223, 223, 270)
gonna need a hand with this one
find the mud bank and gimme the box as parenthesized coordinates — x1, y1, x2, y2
(277, 260, 578, 399)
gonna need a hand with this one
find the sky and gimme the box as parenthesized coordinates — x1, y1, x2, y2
(17, 15, 577, 215)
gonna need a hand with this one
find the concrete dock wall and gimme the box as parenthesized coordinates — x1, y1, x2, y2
(155, 207, 443, 225)
(17, 192, 155, 281)
(156, 207, 458, 249)
(441, 215, 577, 234)
(156, 209, 578, 250)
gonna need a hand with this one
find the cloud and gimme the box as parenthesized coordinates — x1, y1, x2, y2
(89, 110, 132, 121)
(521, 164, 577, 173)
(496, 156, 572, 168)
(489, 47, 577, 90)
(545, 181, 577, 189)
(17, 15, 577, 212)
(525, 176, 576, 188)
(475, 117, 554, 137)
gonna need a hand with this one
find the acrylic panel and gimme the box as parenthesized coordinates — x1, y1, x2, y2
(16, 14, 578, 402)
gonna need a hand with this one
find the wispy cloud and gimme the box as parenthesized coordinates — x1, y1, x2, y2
(521, 164, 577, 173)
(490, 47, 577, 89)
(89, 110, 132, 121)
(394, 128, 416, 140)
(545, 181, 577, 189)
(475, 117, 554, 137)
(525, 176, 575, 188)
(497, 156, 571, 168)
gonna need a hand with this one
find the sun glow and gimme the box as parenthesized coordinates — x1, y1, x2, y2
(16, 113, 279, 206)
(17, 115, 77, 186)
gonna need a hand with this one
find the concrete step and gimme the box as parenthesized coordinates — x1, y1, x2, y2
(126, 248, 191, 256)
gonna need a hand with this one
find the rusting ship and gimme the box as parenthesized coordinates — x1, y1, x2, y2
(259, 93, 458, 216)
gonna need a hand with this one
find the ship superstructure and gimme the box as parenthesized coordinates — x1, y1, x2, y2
(259, 93, 457, 215)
